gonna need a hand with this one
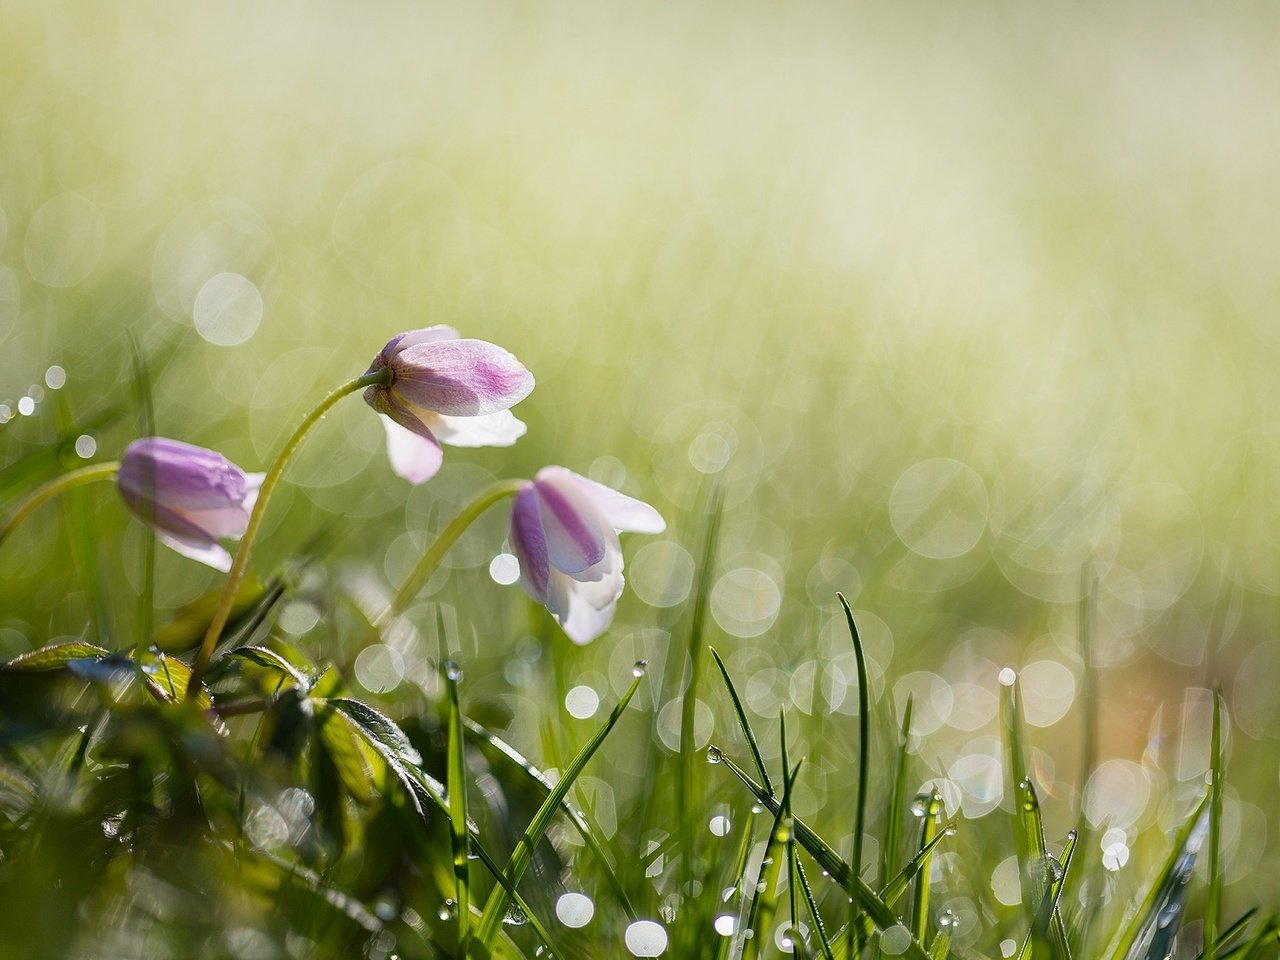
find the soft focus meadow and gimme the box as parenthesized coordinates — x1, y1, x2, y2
(2, 2, 1280, 959)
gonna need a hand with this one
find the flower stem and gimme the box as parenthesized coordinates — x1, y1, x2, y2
(376, 478, 526, 629)
(187, 370, 390, 698)
(0, 462, 121, 551)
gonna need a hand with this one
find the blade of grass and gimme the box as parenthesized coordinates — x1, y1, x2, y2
(910, 790, 943, 946)
(873, 694, 915, 958)
(743, 755, 802, 960)
(473, 671, 645, 953)
(711, 645, 773, 794)
(881, 822, 958, 909)
(679, 486, 724, 895)
(1102, 794, 1210, 960)
(445, 660, 471, 957)
(1204, 688, 1225, 960)
(838, 594, 872, 949)
(1195, 911, 1256, 960)
(55, 392, 113, 650)
(462, 717, 636, 920)
(796, 857, 835, 960)
(127, 333, 156, 658)
(716, 753, 931, 960)
(1018, 830, 1078, 960)
(1235, 914, 1278, 960)
(715, 805, 759, 960)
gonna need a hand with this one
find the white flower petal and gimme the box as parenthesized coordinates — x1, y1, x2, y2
(381, 415, 444, 485)
(540, 466, 665, 534)
(431, 409, 527, 448)
(155, 531, 233, 572)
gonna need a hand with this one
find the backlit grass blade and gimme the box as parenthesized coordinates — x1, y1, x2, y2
(797, 857, 835, 960)
(462, 717, 635, 920)
(930, 932, 952, 959)
(127, 333, 156, 658)
(1194, 910, 1256, 960)
(474, 672, 644, 953)
(911, 790, 943, 946)
(1018, 830, 1077, 960)
(1235, 914, 1278, 960)
(880, 822, 958, 909)
(743, 755, 801, 960)
(445, 661, 471, 956)
(679, 486, 724, 892)
(838, 594, 872, 905)
(711, 645, 772, 793)
(714, 806, 759, 960)
(716, 753, 931, 960)
(1204, 688, 1225, 960)
(883, 694, 915, 886)
(1010, 778, 1071, 959)
(1102, 794, 1210, 960)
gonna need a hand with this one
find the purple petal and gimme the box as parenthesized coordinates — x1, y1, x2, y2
(540, 466, 666, 534)
(533, 471, 607, 575)
(118, 438, 248, 512)
(118, 486, 233, 571)
(510, 484, 550, 602)
(368, 326, 460, 374)
(380, 416, 444, 485)
(180, 503, 252, 539)
(431, 410, 527, 448)
(390, 339, 534, 417)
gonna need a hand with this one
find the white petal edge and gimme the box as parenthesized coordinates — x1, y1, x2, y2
(431, 410, 527, 448)
(539, 467, 666, 534)
(381, 416, 444, 485)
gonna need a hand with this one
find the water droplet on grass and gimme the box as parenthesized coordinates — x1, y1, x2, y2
(706, 746, 723, 764)
(632, 660, 649, 677)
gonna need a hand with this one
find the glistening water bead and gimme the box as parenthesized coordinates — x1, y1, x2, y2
(632, 659, 649, 677)
(706, 745, 723, 764)
(444, 660, 463, 681)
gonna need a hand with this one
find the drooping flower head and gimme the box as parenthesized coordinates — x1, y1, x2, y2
(508, 467, 665, 644)
(117, 438, 263, 571)
(364, 326, 534, 484)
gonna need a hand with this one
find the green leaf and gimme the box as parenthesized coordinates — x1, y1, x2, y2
(314, 701, 376, 806)
(229, 645, 312, 690)
(880, 822, 957, 909)
(1, 641, 109, 671)
(137, 648, 214, 711)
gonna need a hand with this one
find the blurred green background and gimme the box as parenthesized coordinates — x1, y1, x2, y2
(2, 0, 1280, 936)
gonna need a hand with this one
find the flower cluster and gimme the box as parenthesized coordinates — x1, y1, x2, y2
(91, 326, 663, 646)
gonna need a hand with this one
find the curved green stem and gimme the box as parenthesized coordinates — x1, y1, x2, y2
(0, 462, 120, 551)
(187, 370, 389, 697)
(376, 478, 526, 629)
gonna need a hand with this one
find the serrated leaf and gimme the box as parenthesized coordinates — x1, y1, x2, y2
(2, 641, 109, 672)
(229, 645, 311, 690)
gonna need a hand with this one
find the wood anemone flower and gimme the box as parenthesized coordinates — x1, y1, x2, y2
(509, 466, 665, 644)
(363, 326, 534, 484)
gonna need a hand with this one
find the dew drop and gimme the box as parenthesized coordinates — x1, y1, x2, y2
(444, 660, 463, 682)
(632, 660, 649, 678)
(706, 745, 723, 764)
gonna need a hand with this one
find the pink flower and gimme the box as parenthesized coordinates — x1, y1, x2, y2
(117, 438, 263, 571)
(364, 326, 534, 484)
(509, 467, 665, 644)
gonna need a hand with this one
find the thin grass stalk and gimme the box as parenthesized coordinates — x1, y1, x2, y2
(445, 661, 471, 956)
(473, 672, 645, 952)
(678, 486, 724, 895)
(838, 593, 872, 959)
